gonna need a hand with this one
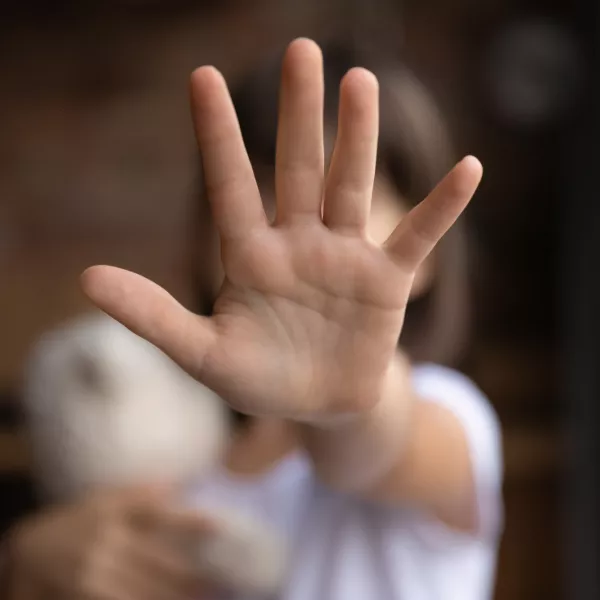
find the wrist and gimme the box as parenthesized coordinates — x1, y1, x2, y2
(299, 353, 415, 492)
(301, 352, 413, 431)
(308, 352, 413, 431)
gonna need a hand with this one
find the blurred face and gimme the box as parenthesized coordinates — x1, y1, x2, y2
(203, 168, 433, 300)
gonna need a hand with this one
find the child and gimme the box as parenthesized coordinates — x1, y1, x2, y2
(4, 38, 502, 600)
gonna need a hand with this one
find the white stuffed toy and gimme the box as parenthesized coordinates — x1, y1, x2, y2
(21, 311, 288, 597)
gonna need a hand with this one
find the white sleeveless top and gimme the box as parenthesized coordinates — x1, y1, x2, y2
(190, 364, 503, 600)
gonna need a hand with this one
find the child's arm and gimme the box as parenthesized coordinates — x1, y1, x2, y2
(79, 39, 486, 534)
(299, 352, 478, 531)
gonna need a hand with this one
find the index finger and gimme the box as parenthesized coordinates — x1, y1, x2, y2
(190, 66, 267, 241)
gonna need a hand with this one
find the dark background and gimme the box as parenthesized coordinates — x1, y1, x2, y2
(0, 0, 596, 598)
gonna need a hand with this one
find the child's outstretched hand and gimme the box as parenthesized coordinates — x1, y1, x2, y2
(82, 39, 482, 423)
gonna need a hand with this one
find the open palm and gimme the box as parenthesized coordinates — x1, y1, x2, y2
(82, 39, 482, 421)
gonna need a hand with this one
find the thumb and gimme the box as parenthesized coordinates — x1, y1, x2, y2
(80, 265, 217, 378)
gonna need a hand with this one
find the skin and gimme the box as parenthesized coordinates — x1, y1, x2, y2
(209, 172, 435, 302)
(8, 486, 216, 600)
(8, 37, 484, 600)
(80, 38, 483, 527)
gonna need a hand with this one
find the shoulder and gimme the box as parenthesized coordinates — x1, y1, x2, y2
(411, 363, 504, 540)
(412, 363, 494, 411)
(412, 363, 501, 456)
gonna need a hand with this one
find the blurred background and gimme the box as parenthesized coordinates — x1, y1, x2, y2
(0, 0, 596, 598)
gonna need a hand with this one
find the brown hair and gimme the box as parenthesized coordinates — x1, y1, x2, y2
(191, 42, 471, 368)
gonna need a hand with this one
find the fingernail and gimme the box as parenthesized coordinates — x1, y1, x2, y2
(461, 155, 482, 168)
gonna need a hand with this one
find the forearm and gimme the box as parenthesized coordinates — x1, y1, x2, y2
(299, 353, 476, 531)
